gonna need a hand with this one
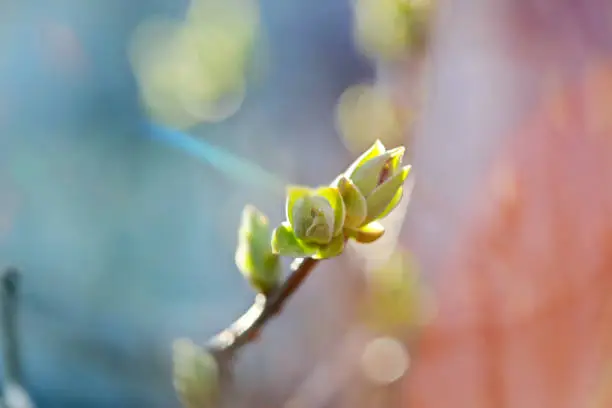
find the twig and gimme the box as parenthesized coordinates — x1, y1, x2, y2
(206, 257, 319, 360)
(0, 267, 35, 408)
(1, 268, 22, 387)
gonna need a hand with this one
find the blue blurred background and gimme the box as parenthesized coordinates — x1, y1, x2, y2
(0, 0, 378, 406)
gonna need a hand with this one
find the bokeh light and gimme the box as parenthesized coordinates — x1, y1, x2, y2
(352, 0, 432, 61)
(128, 0, 260, 128)
(360, 336, 409, 385)
(360, 250, 434, 335)
(335, 83, 409, 154)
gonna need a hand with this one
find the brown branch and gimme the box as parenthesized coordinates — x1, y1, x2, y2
(206, 257, 319, 360)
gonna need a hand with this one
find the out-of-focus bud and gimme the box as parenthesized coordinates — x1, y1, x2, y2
(272, 186, 346, 259)
(334, 140, 411, 243)
(173, 339, 220, 408)
(353, 0, 433, 61)
(360, 250, 427, 334)
(399, 0, 433, 54)
(235, 205, 281, 295)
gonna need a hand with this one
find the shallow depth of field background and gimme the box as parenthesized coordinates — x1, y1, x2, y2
(2, 0, 612, 407)
(0, 0, 392, 406)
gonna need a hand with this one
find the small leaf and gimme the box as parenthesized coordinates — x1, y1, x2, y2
(385, 146, 406, 175)
(271, 222, 317, 257)
(344, 139, 387, 178)
(173, 339, 219, 408)
(305, 214, 333, 244)
(364, 165, 411, 223)
(235, 206, 281, 294)
(313, 234, 345, 259)
(310, 195, 336, 236)
(237, 206, 272, 262)
(386, 146, 405, 165)
(292, 195, 335, 243)
(286, 186, 312, 227)
(347, 221, 385, 243)
(235, 245, 280, 294)
(375, 187, 403, 221)
(291, 197, 314, 239)
(336, 176, 367, 228)
(316, 186, 346, 236)
(348, 154, 391, 197)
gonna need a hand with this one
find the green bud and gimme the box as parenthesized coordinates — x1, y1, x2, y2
(235, 205, 281, 295)
(347, 146, 406, 197)
(344, 139, 387, 177)
(173, 339, 220, 408)
(363, 164, 411, 224)
(272, 185, 346, 259)
(292, 195, 335, 244)
(348, 154, 392, 197)
(341, 140, 411, 226)
(286, 186, 345, 244)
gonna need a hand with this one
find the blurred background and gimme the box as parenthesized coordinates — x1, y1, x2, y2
(0, 0, 426, 406)
(3, 0, 612, 407)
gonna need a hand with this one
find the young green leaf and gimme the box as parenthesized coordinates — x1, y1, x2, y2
(364, 165, 410, 223)
(313, 234, 345, 259)
(286, 186, 313, 228)
(335, 176, 367, 228)
(315, 186, 346, 236)
(344, 139, 387, 177)
(235, 205, 281, 294)
(271, 222, 317, 258)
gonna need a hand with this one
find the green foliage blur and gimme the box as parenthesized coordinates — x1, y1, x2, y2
(129, 0, 261, 128)
(353, 0, 433, 61)
(360, 250, 431, 335)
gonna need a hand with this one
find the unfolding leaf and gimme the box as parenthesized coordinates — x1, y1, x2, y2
(347, 221, 385, 243)
(286, 186, 313, 227)
(364, 165, 410, 223)
(316, 186, 346, 235)
(271, 222, 317, 257)
(313, 234, 345, 259)
(344, 139, 387, 177)
(235, 205, 280, 294)
(336, 176, 367, 228)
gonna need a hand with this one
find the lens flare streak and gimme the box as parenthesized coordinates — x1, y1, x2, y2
(145, 122, 286, 192)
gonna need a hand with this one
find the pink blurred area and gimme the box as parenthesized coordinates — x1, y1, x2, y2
(400, 1, 612, 407)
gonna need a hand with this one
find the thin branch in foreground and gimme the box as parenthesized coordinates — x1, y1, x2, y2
(206, 257, 319, 360)
(0, 267, 35, 408)
(1, 268, 22, 388)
